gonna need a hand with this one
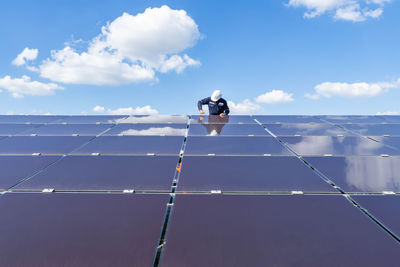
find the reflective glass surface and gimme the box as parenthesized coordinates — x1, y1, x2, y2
(253, 115, 321, 124)
(0, 193, 167, 267)
(280, 136, 399, 156)
(117, 115, 188, 124)
(21, 124, 112, 136)
(381, 116, 400, 123)
(264, 123, 348, 136)
(105, 124, 186, 136)
(353, 196, 400, 237)
(0, 124, 39, 135)
(16, 155, 178, 191)
(184, 136, 291, 155)
(188, 124, 269, 136)
(190, 115, 255, 124)
(342, 124, 400, 136)
(53, 115, 127, 124)
(0, 156, 58, 190)
(304, 156, 400, 192)
(0, 136, 92, 155)
(72, 136, 183, 155)
(378, 136, 400, 150)
(0, 115, 66, 123)
(162, 195, 399, 267)
(319, 115, 385, 124)
(177, 156, 334, 192)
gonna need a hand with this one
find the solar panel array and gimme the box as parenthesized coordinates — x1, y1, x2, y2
(0, 114, 399, 266)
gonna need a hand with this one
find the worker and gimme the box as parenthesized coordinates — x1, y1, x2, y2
(199, 114, 230, 135)
(197, 90, 230, 117)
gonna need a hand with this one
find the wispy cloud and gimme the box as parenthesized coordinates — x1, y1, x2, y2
(255, 90, 294, 104)
(12, 48, 38, 66)
(0, 75, 63, 98)
(92, 105, 158, 115)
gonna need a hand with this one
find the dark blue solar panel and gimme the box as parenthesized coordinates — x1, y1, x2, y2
(341, 124, 400, 136)
(21, 124, 112, 136)
(0, 124, 40, 135)
(53, 115, 127, 124)
(264, 123, 348, 136)
(0, 136, 92, 155)
(378, 116, 400, 123)
(0, 115, 66, 123)
(161, 195, 399, 267)
(377, 137, 400, 151)
(304, 156, 400, 193)
(253, 115, 321, 123)
(188, 124, 269, 136)
(319, 115, 385, 124)
(177, 156, 334, 192)
(15, 155, 178, 191)
(184, 136, 291, 155)
(0, 156, 58, 190)
(280, 136, 399, 156)
(105, 124, 186, 136)
(72, 136, 183, 155)
(190, 115, 255, 124)
(354, 195, 400, 238)
(0, 193, 167, 267)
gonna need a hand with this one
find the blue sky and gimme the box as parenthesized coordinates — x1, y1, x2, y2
(0, 0, 399, 115)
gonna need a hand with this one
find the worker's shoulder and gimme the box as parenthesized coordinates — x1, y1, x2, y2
(219, 98, 228, 103)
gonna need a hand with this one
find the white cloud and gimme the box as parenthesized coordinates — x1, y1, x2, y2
(38, 5, 201, 85)
(93, 105, 105, 112)
(107, 105, 158, 115)
(306, 78, 400, 99)
(12, 48, 38, 66)
(0, 75, 63, 98)
(255, 90, 294, 104)
(287, 0, 391, 21)
(228, 99, 260, 114)
(376, 111, 400, 115)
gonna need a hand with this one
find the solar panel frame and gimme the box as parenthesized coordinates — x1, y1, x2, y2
(188, 124, 270, 136)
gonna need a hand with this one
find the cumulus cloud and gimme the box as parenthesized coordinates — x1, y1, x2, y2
(92, 105, 105, 112)
(228, 99, 260, 114)
(38, 5, 201, 85)
(12, 48, 38, 66)
(287, 0, 391, 22)
(305, 78, 400, 99)
(0, 75, 63, 98)
(376, 111, 400, 115)
(106, 106, 158, 115)
(255, 90, 294, 104)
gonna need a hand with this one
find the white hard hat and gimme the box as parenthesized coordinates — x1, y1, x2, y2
(211, 90, 222, 101)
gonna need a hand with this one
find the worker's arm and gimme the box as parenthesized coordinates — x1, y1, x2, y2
(197, 97, 210, 113)
(222, 100, 230, 115)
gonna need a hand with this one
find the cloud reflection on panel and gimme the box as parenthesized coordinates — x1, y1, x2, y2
(266, 123, 347, 136)
(106, 124, 186, 136)
(115, 115, 188, 124)
(281, 136, 398, 156)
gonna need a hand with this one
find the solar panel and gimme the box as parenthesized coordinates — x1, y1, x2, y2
(177, 156, 334, 192)
(0, 193, 167, 267)
(117, 115, 188, 124)
(14, 155, 178, 191)
(253, 115, 321, 123)
(0, 124, 39, 135)
(188, 124, 269, 136)
(190, 115, 255, 124)
(353, 195, 400, 237)
(377, 137, 400, 150)
(20, 124, 112, 136)
(264, 123, 349, 136)
(0, 136, 93, 155)
(105, 123, 186, 136)
(319, 115, 385, 124)
(71, 136, 183, 155)
(0, 156, 59, 190)
(0, 115, 67, 123)
(161, 195, 399, 267)
(184, 136, 291, 155)
(304, 156, 400, 193)
(341, 124, 400, 136)
(382, 116, 400, 123)
(53, 115, 127, 124)
(280, 136, 399, 156)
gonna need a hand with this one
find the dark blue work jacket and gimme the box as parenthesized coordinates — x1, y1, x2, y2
(197, 97, 230, 115)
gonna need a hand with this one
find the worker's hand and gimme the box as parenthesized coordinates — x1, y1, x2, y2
(199, 116, 205, 122)
(199, 110, 205, 114)
(219, 113, 225, 118)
